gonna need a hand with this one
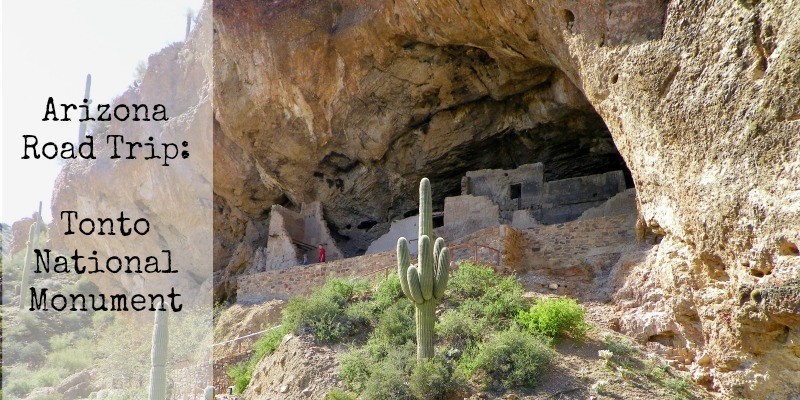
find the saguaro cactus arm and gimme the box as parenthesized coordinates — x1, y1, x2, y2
(406, 266, 424, 304)
(433, 247, 449, 300)
(418, 235, 434, 301)
(397, 237, 413, 300)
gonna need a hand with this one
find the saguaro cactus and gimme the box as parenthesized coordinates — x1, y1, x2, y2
(78, 74, 91, 143)
(19, 225, 36, 310)
(398, 178, 450, 360)
(20, 202, 44, 310)
(148, 305, 169, 400)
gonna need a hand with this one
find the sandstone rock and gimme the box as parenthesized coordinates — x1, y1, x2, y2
(213, 300, 285, 359)
(8, 216, 34, 254)
(243, 335, 340, 399)
(43, 0, 800, 397)
(216, 0, 800, 398)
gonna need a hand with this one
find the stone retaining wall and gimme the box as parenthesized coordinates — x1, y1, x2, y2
(237, 250, 397, 303)
(238, 214, 637, 304)
(237, 226, 506, 303)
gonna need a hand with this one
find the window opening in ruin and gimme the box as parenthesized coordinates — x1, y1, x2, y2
(510, 183, 522, 200)
(432, 214, 444, 229)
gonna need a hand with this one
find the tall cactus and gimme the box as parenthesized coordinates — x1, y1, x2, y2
(148, 304, 169, 400)
(398, 178, 450, 360)
(19, 224, 36, 310)
(20, 202, 44, 310)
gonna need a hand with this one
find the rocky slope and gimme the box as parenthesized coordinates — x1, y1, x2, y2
(50, 6, 214, 303)
(243, 334, 342, 399)
(212, 0, 799, 398)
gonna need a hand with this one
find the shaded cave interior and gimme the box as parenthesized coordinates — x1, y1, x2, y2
(329, 94, 634, 256)
(248, 44, 636, 259)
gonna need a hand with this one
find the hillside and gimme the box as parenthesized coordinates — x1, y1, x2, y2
(215, 266, 715, 400)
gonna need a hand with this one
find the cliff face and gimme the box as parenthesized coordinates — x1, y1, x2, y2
(213, 0, 799, 397)
(50, 8, 215, 305)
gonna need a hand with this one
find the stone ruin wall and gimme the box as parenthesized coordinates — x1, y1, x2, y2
(366, 164, 631, 255)
(238, 226, 508, 303)
(259, 202, 344, 272)
(237, 250, 397, 303)
(238, 204, 640, 304)
(463, 162, 628, 224)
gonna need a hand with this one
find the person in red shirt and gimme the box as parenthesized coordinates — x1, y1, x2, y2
(318, 244, 326, 263)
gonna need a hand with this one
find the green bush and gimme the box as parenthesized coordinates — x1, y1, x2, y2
(252, 325, 289, 360)
(409, 356, 453, 400)
(516, 298, 589, 339)
(339, 347, 373, 392)
(372, 301, 415, 347)
(325, 388, 357, 400)
(47, 345, 92, 373)
(226, 362, 252, 394)
(343, 300, 372, 325)
(282, 279, 362, 342)
(478, 276, 525, 325)
(602, 333, 638, 358)
(226, 325, 289, 393)
(448, 262, 500, 300)
(372, 274, 403, 312)
(34, 367, 64, 387)
(361, 365, 412, 400)
(18, 341, 46, 364)
(462, 329, 553, 389)
(437, 308, 487, 349)
(5, 377, 34, 397)
(340, 341, 417, 395)
(7, 384, 34, 398)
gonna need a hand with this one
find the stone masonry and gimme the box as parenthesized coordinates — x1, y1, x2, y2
(261, 202, 344, 271)
(462, 162, 628, 224)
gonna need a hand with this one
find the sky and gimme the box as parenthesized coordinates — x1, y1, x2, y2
(1, 0, 204, 225)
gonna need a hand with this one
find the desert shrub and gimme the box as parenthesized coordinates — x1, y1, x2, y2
(47, 343, 93, 373)
(225, 325, 289, 393)
(34, 367, 64, 387)
(226, 362, 252, 394)
(602, 333, 638, 358)
(18, 341, 46, 364)
(5, 367, 36, 397)
(361, 365, 412, 400)
(448, 261, 500, 300)
(462, 329, 553, 389)
(437, 308, 487, 349)
(339, 347, 373, 392)
(516, 298, 589, 339)
(325, 388, 357, 400)
(372, 274, 403, 312)
(372, 301, 415, 347)
(321, 278, 359, 305)
(5, 379, 35, 398)
(409, 356, 453, 400)
(343, 301, 374, 327)
(282, 278, 363, 342)
(340, 341, 416, 395)
(478, 276, 526, 325)
(252, 325, 289, 360)
(664, 376, 693, 399)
